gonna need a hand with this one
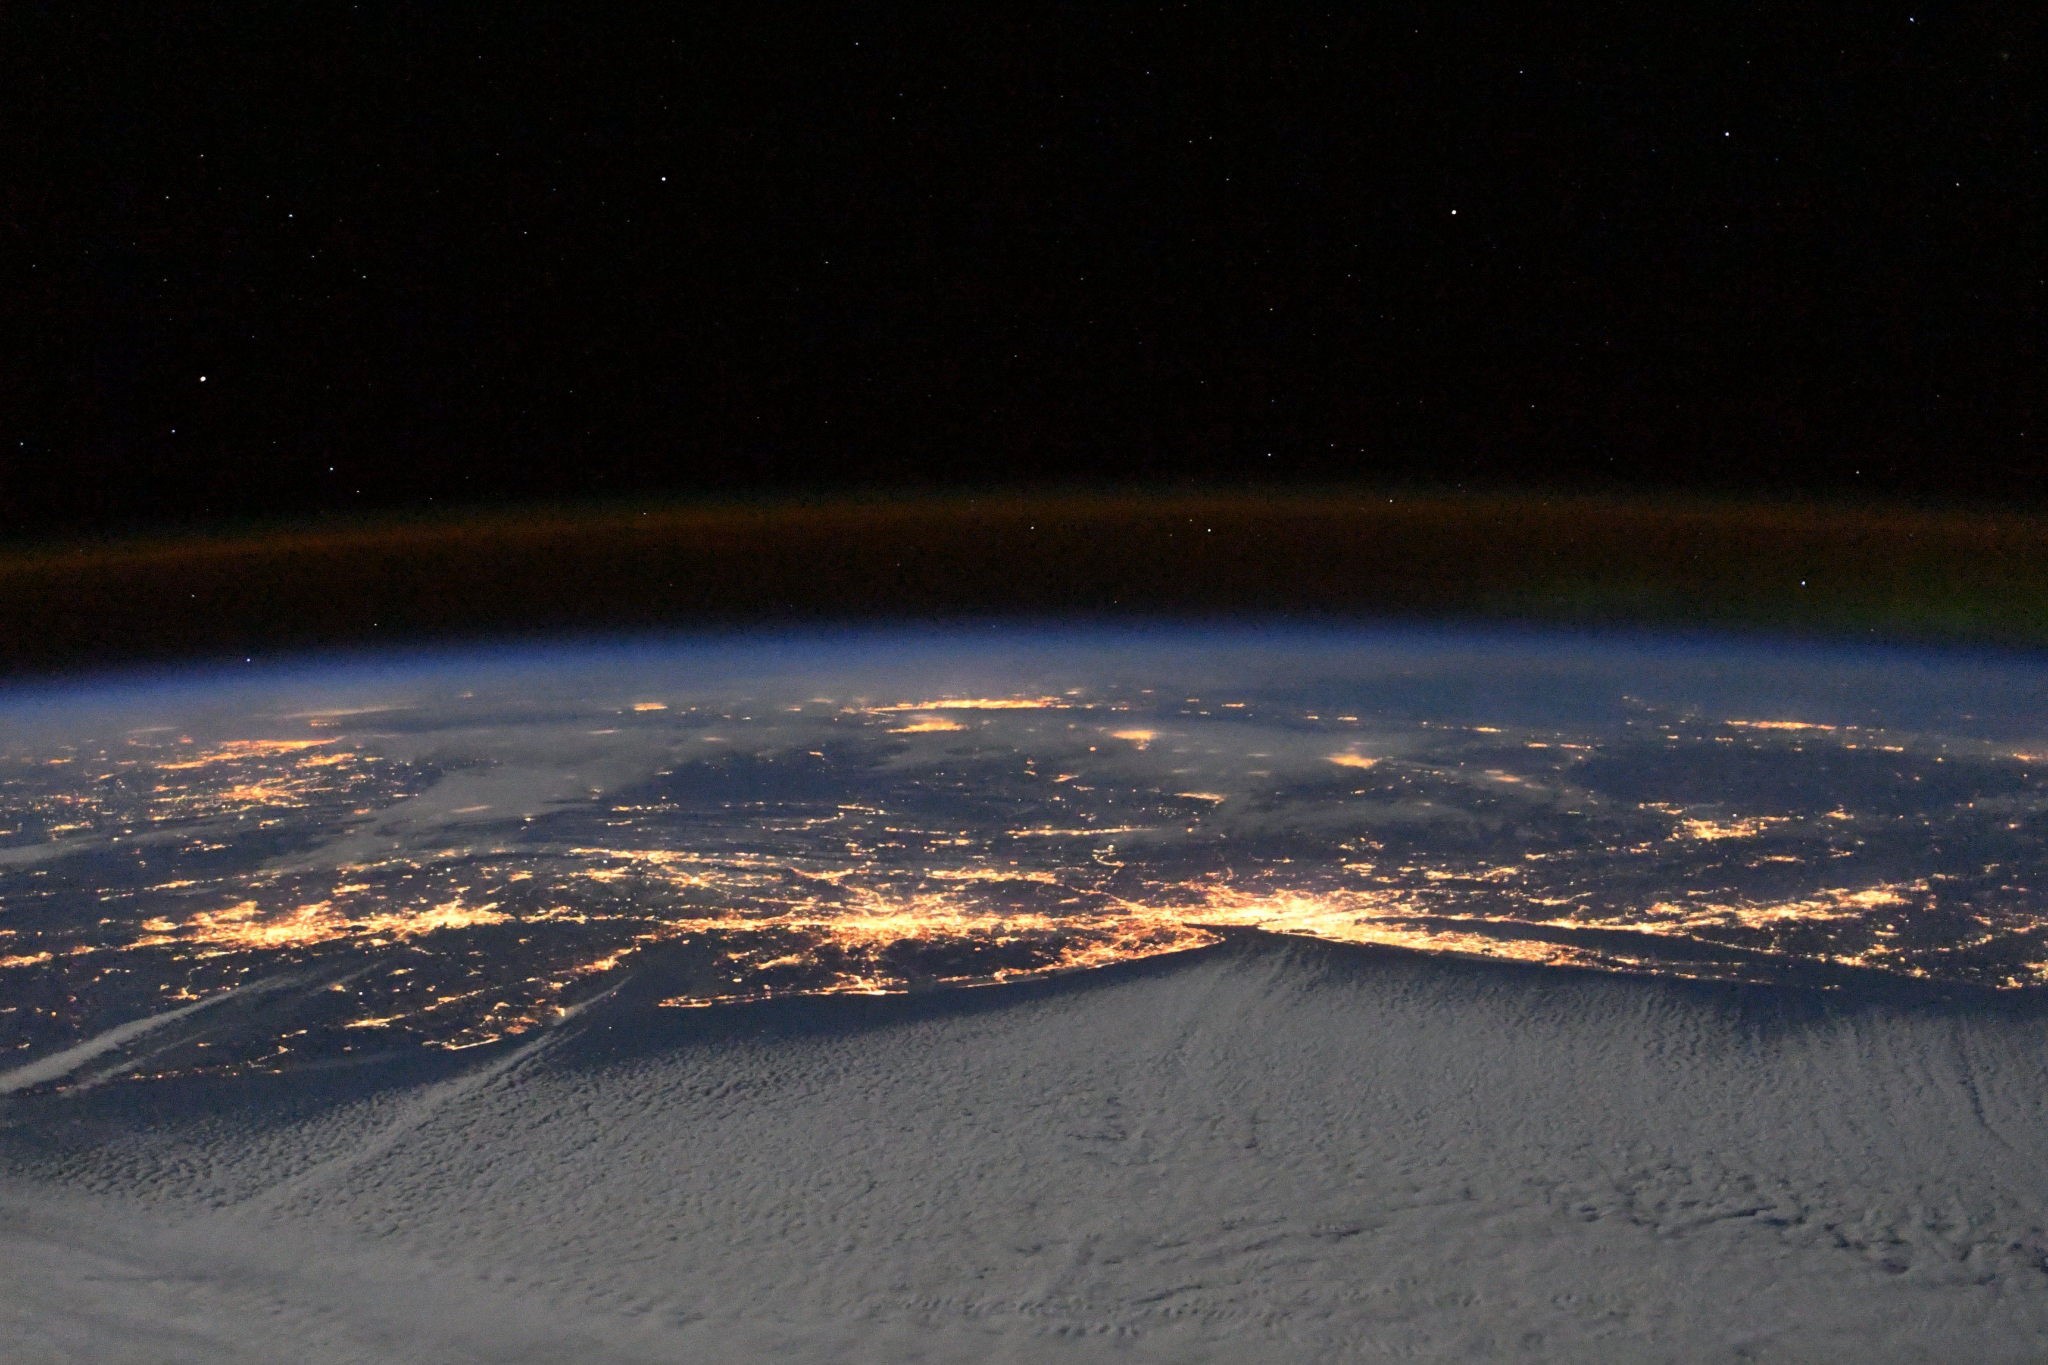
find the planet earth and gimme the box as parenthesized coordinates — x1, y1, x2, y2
(4, 625, 2048, 1360)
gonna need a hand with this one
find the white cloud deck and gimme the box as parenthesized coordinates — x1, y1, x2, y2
(7, 938, 2047, 1361)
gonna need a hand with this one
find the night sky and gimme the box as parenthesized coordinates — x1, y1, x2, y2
(8, 5, 2038, 539)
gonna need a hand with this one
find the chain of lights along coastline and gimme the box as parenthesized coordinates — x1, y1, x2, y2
(4, 627, 2046, 1091)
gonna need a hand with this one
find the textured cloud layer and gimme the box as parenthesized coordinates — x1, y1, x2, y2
(6, 939, 2048, 1361)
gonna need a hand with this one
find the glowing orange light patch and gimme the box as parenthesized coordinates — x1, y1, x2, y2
(1725, 720, 1838, 733)
(156, 738, 338, 771)
(870, 697, 1066, 712)
(889, 716, 967, 734)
